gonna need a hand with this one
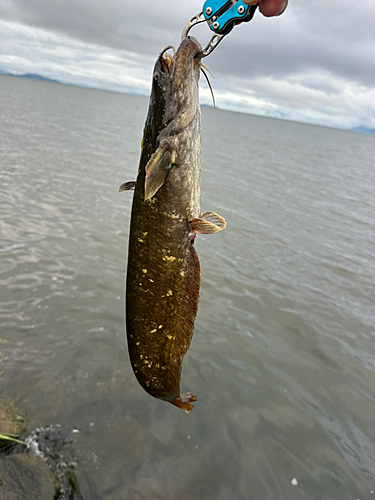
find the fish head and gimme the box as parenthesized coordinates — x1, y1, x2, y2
(147, 37, 202, 139)
(160, 37, 202, 126)
(172, 36, 202, 89)
(151, 37, 202, 95)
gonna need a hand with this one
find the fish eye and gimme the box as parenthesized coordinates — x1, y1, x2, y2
(153, 72, 160, 81)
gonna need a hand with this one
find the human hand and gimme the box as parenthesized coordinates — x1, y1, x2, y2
(243, 0, 288, 17)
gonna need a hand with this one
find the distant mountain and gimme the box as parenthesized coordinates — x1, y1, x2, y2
(0, 69, 147, 98)
(352, 126, 375, 134)
(16, 73, 61, 84)
(0, 70, 60, 84)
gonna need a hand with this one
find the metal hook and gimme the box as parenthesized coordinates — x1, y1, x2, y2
(182, 2, 258, 58)
(181, 12, 226, 58)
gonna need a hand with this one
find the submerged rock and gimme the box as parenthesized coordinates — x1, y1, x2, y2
(0, 399, 66, 500)
(0, 396, 26, 448)
(0, 453, 60, 500)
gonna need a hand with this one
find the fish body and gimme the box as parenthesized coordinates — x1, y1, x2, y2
(123, 37, 225, 412)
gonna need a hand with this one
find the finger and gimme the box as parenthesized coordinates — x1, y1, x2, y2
(259, 0, 288, 17)
(243, 0, 288, 17)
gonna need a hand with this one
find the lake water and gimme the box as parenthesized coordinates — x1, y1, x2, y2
(1, 74, 375, 500)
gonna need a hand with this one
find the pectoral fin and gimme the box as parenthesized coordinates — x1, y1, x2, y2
(119, 181, 136, 192)
(190, 211, 226, 234)
(144, 142, 172, 201)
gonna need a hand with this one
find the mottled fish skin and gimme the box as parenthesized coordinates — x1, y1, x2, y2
(126, 37, 203, 412)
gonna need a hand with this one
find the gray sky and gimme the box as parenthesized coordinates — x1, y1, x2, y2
(1, 0, 374, 130)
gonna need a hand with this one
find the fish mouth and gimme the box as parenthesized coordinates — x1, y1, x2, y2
(158, 37, 202, 80)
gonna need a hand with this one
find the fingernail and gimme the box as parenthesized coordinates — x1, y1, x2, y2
(276, 1, 288, 16)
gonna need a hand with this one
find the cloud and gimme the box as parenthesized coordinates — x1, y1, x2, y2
(0, 20, 154, 93)
(1, 0, 374, 130)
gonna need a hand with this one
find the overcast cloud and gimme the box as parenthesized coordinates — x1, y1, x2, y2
(0, 0, 374, 129)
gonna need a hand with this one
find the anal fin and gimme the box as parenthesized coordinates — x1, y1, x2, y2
(119, 181, 136, 192)
(190, 211, 226, 234)
(144, 142, 172, 201)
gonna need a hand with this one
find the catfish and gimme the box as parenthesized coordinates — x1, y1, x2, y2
(120, 37, 225, 411)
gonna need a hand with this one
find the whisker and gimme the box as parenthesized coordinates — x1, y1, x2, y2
(199, 66, 215, 109)
(197, 61, 215, 80)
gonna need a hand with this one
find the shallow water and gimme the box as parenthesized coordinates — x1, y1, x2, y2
(1, 74, 375, 499)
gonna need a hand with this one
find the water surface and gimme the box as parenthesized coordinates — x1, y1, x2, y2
(1, 75, 375, 499)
